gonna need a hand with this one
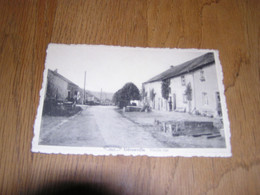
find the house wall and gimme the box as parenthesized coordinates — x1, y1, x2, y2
(193, 64, 220, 116)
(67, 83, 80, 101)
(143, 63, 220, 116)
(169, 64, 219, 115)
(169, 74, 194, 112)
(144, 80, 178, 111)
(143, 81, 167, 111)
(46, 70, 81, 102)
(46, 70, 68, 101)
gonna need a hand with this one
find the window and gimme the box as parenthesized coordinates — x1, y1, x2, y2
(200, 70, 205, 81)
(181, 75, 186, 86)
(202, 92, 208, 105)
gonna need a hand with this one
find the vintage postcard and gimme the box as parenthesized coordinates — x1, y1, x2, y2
(32, 44, 231, 157)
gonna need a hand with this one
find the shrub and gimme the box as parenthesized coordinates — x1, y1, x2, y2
(161, 79, 171, 100)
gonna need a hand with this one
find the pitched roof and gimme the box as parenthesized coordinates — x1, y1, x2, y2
(144, 52, 215, 84)
(48, 69, 79, 87)
(48, 69, 105, 101)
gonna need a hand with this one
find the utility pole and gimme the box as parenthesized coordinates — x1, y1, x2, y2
(84, 71, 86, 104)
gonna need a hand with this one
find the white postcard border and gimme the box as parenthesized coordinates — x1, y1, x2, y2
(32, 44, 231, 157)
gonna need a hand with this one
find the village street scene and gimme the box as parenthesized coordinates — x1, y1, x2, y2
(38, 47, 226, 148)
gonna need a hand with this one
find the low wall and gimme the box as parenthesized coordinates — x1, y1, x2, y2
(154, 120, 215, 136)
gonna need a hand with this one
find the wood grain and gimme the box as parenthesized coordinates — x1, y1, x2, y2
(0, 0, 259, 194)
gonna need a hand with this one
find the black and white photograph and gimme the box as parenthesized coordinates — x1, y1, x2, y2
(32, 44, 231, 156)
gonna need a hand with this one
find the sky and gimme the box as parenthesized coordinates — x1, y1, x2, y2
(45, 44, 210, 93)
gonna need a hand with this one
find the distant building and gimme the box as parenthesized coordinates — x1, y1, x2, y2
(143, 53, 222, 117)
(84, 93, 100, 105)
(103, 99, 113, 106)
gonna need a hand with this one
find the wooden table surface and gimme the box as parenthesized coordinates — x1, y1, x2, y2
(0, 0, 259, 194)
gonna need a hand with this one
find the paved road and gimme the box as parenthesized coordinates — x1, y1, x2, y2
(39, 106, 105, 147)
(39, 106, 164, 148)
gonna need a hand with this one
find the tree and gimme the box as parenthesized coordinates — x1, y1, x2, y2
(161, 79, 171, 100)
(185, 82, 192, 112)
(112, 89, 122, 106)
(185, 82, 192, 101)
(112, 82, 140, 108)
(141, 85, 147, 101)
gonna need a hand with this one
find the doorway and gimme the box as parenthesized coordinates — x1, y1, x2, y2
(173, 93, 176, 110)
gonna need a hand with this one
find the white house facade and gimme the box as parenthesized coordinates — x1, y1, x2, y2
(143, 53, 222, 117)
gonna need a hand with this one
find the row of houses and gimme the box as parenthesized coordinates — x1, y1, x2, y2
(142, 52, 222, 117)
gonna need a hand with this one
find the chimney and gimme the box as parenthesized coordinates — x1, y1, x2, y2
(170, 65, 174, 68)
(54, 69, 58, 73)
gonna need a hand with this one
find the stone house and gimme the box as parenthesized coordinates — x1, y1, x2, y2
(45, 69, 81, 103)
(142, 53, 222, 117)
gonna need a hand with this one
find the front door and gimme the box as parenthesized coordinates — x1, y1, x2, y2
(169, 96, 172, 111)
(173, 93, 176, 110)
